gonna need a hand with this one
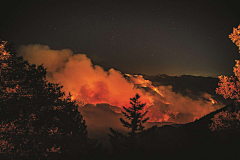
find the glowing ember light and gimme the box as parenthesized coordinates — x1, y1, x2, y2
(209, 98, 218, 105)
(152, 86, 164, 97)
(124, 74, 165, 97)
(17, 44, 225, 123)
(163, 114, 171, 121)
(160, 100, 171, 105)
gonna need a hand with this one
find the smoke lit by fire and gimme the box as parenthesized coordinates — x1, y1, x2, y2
(124, 74, 165, 97)
(18, 44, 223, 123)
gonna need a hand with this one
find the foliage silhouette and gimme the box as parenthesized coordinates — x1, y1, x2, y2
(0, 41, 99, 159)
(212, 24, 240, 133)
(216, 24, 240, 101)
(209, 110, 240, 132)
(108, 94, 149, 154)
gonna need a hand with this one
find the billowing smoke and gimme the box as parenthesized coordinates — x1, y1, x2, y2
(125, 74, 223, 123)
(148, 86, 222, 123)
(17, 44, 153, 108)
(18, 44, 224, 124)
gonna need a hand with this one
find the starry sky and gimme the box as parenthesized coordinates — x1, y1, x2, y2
(1, 0, 240, 77)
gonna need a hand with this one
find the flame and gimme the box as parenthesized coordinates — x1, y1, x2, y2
(209, 98, 218, 105)
(124, 74, 164, 97)
(147, 110, 179, 122)
(152, 86, 164, 97)
(124, 74, 172, 105)
(17, 44, 224, 124)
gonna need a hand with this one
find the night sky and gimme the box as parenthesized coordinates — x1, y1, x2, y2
(1, 0, 240, 77)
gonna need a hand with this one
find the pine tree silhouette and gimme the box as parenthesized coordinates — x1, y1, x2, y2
(108, 94, 149, 153)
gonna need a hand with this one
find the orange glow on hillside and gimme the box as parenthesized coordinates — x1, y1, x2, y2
(124, 74, 165, 97)
(17, 44, 223, 123)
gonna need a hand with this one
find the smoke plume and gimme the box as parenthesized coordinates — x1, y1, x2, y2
(18, 44, 153, 108)
(18, 44, 224, 124)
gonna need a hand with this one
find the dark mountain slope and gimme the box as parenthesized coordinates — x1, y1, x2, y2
(136, 102, 240, 160)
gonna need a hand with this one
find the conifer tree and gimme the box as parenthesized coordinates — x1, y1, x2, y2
(109, 94, 149, 153)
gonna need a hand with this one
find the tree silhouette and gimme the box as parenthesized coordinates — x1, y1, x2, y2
(211, 25, 240, 133)
(209, 110, 240, 132)
(108, 94, 149, 153)
(0, 41, 95, 159)
(216, 24, 240, 101)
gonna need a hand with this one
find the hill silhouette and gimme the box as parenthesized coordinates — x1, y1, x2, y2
(79, 102, 240, 160)
(138, 102, 240, 160)
(67, 75, 239, 159)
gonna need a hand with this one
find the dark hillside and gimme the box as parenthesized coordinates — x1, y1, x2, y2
(136, 102, 240, 160)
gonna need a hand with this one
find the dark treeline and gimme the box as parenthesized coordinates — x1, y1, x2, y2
(1, 41, 240, 160)
(0, 41, 101, 159)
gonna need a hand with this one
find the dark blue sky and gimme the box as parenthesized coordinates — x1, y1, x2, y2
(1, 0, 240, 77)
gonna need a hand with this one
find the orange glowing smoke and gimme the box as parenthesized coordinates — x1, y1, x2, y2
(124, 74, 164, 97)
(124, 74, 172, 105)
(18, 45, 154, 109)
(147, 110, 179, 122)
(18, 44, 223, 123)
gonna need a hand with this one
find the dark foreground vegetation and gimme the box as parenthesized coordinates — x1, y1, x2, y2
(105, 102, 240, 160)
(1, 39, 240, 160)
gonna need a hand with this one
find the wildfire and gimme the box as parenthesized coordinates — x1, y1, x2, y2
(147, 110, 179, 122)
(68, 73, 165, 109)
(152, 87, 164, 97)
(17, 44, 224, 124)
(124, 74, 164, 97)
(209, 98, 218, 105)
(67, 72, 176, 121)
(124, 74, 172, 105)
